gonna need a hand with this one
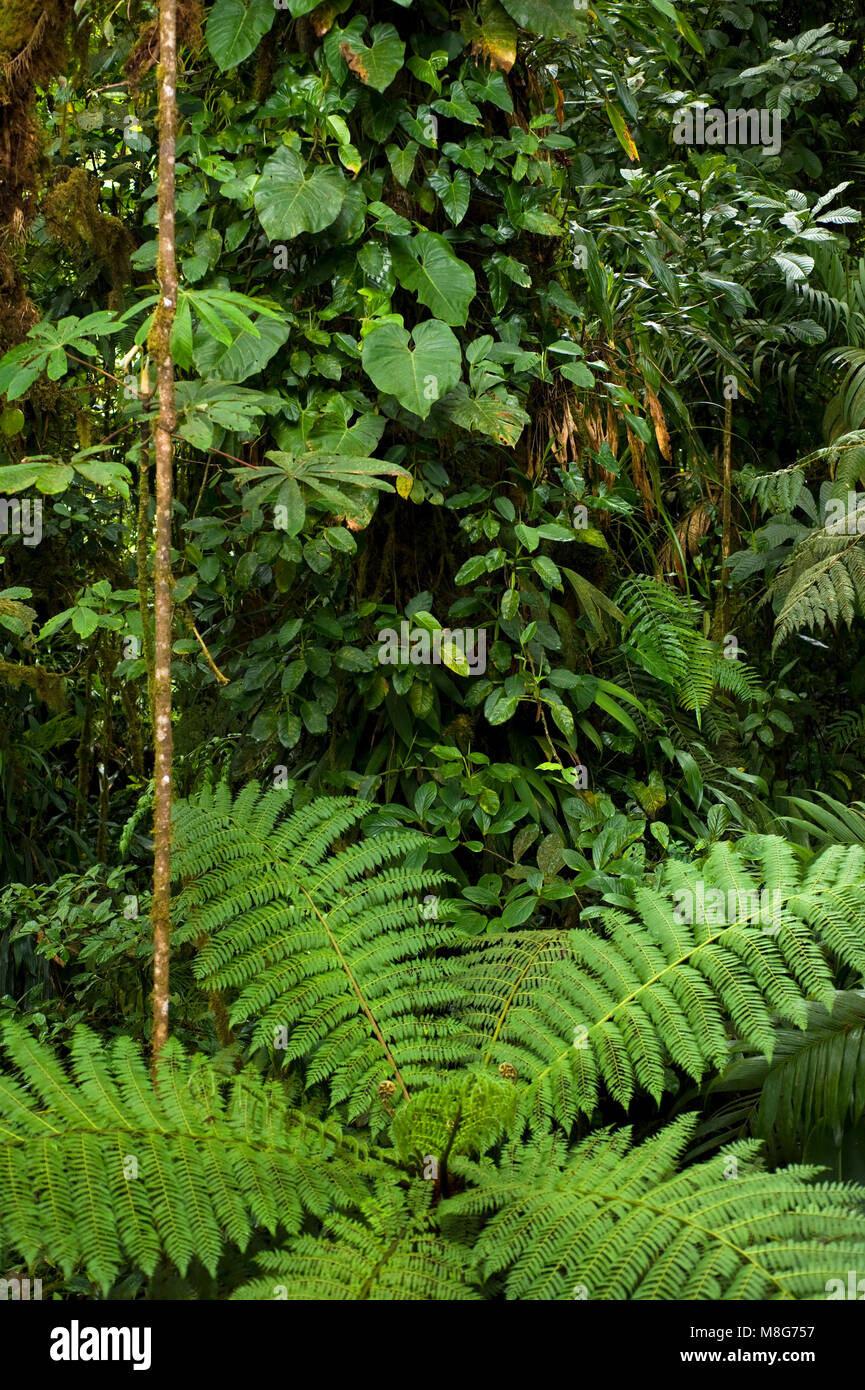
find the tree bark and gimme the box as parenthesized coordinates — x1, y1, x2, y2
(711, 391, 734, 644)
(149, 0, 177, 1062)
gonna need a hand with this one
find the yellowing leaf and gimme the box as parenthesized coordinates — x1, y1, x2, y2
(461, 0, 517, 74)
(605, 97, 639, 162)
(396, 474, 414, 499)
(309, 0, 350, 36)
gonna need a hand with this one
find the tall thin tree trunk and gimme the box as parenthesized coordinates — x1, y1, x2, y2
(712, 392, 734, 643)
(149, 0, 177, 1061)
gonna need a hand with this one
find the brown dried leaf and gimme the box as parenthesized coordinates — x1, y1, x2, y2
(340, 42, 368, 82)
(645, 386, 672, 461)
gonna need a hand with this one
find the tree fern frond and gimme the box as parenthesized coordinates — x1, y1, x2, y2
(711, 992, 865, 1160)
(740, 462, 807, 515)
(173, 782, 473, 1115)
(0, 1022, 387, 1291)
(232, 1183, 481, 1301)
(617, 575, 757, 713)
(772, 531, 865, 652)
(455, 836, 863, 1124)
(446, 1114, 865, 1300)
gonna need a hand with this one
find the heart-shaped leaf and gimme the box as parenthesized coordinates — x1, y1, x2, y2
(254, 147, 347, 241)
(499, 0, 585, 38)
(460, 0, 517, 73)
(391, 232, 476, 326)
(361, 319, 461, 419)
(428, 167, 471, 225)
(441, 383, 529, 445)
(194, 318, 290, 383)
(339, 22, 405, 92)
(206, 0, 277, 71)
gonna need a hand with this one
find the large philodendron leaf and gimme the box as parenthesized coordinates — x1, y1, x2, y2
(206, 0, 277, 70)
(499, 0, 587, 36)
(253, 147, 347, 241)
(361, 319, 461, 419)
(339, 22, 406, 92)
(390, 233, 476, 327)
(440, 382, 530, 445)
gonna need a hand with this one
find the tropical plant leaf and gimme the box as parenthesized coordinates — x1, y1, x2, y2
(361, 319, 461, 419)
(254, 147, 347, 240)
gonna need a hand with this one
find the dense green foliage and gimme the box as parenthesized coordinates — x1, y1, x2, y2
(4, 0, 865, 1300)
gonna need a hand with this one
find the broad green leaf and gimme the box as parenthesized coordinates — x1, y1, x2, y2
(73, 461, 131, 498)
(537, 832, 565, 877)
(276, 477, 305, 537)
(532, 556, 562, 589)
(485, 686, 520, 724)
(409, 680, 435, 718)
(254, 147, 347, 241)
(340, 22, 405, 92)
(501, 588, 520, 620)
(39, 608, 74, 640)
(170, 297, 193, 370)
(442, 384, 529, 445)
(460, 0, 517, 73)
(0, 464, 48, 492)
(71, 607, 99, 639)
(604, 97, 639, 162)
(498, 0, 584, 38)
(361, 319, 461, 419)
(428, 167, 471, 225)
(560, 361, 595, 388)
(301, 698, 328, 734)
(0, 366, 40, 401)
(206, 0, 276, 71)
(454, 555, 487, 584)
(390, 233, 476, 326)
(194, 317, 290, 383)
(545, 697, 574, 738)
(441, 639, 471, 677)
(386, 142, 419, 187)
(278, 713, 302, 748)
(36, 464, 75, 493)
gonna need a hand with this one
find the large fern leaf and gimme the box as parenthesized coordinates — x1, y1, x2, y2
(173, 781, 473, 1117)
(710, 992, 865, 1161)
(446, 1113, 865, 1300)
(772, 530, 865, 652)
(617, 575, 757, 712)
(0, 1021, 385, 1291)
(454, 836, 865, 1124)
(233, 1183, 480, 1301)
